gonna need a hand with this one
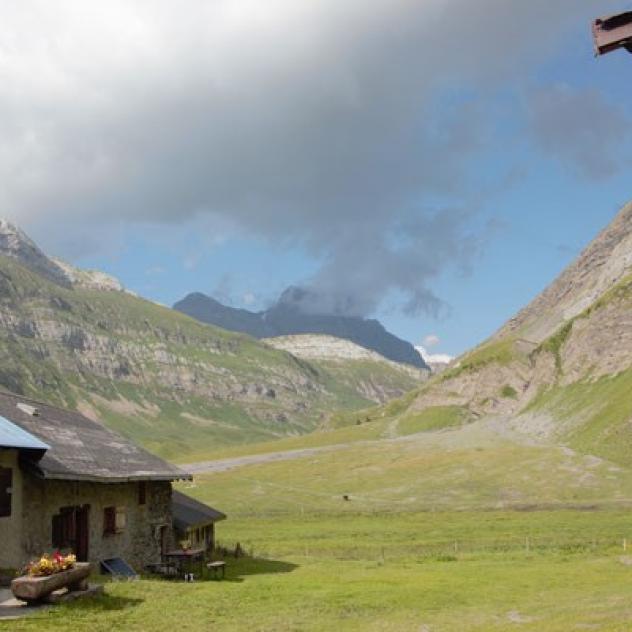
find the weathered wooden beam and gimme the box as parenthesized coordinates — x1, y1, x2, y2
(593, 11, 632, 56)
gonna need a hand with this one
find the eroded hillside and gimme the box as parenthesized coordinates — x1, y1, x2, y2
(338, 203, 632, 467)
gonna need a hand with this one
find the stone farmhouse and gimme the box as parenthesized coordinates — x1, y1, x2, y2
(0, 391, 223, 571)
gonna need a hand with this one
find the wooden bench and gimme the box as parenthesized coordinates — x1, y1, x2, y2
(206, 561, 226, 580)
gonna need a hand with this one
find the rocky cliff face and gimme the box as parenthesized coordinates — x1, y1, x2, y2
(496, 203, 632, 344)
(372, 202, 632, 466)
(174, 290, 428, 370)
(264, 334, 427, 403)
(0, 223, 421, 459)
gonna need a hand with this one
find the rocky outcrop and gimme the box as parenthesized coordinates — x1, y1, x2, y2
(0, 220, 70, 287)
(264, 334, 426, 403)
(393, 201, 632, 427)
(51, 258, 126, 292)
(0, 219, 127, 293)
(497, 202, 632, 344)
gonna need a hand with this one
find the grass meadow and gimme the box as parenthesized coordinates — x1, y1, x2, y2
(7, 510, 632, 631)
(8, 421, 632, 631)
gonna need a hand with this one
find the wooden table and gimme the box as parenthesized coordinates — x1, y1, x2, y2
(163, 548, 206, 579)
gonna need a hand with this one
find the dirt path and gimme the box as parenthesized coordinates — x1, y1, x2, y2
(184, 444, 351, 474)
(183, 415, 555, 476)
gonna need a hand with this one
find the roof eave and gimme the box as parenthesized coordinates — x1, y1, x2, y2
(177, 515, 227, 530)
(38, 472, 193, 484)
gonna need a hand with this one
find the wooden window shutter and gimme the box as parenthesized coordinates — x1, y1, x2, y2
(115, 507, 127, 533)
(103, 506, 116, 535)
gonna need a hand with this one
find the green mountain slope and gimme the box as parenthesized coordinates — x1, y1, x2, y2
(0, 254, 422, 460)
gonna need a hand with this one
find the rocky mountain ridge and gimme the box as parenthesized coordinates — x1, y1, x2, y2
(174, 290, 428, 370)
(0, 221, 422, 459)
(369, 201, 632, 467)
(0, 219, 128, 293)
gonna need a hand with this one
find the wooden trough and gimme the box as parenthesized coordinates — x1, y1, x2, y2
(11, 563, 92, 603)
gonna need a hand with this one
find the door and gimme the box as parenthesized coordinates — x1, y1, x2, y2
(75, 505, 90, 562)
(53, 505, 90, 560)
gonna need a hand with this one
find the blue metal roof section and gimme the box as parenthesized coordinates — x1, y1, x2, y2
(0, 415, 49, 451)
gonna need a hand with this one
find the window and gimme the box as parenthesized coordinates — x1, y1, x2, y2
(103, 507, 116, 535)
(138, 481, 146, 506)
(103, 506, 126, 535)
(0, 468, 12, 518)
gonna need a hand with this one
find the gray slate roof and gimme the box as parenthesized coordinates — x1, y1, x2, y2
(0, 391, 191, 483)
(172, 490, 226, 531)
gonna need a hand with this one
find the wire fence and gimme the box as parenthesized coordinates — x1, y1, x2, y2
(217, 535, 632, 564)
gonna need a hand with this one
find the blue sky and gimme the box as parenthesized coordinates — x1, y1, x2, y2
(3, 1, 632, 357)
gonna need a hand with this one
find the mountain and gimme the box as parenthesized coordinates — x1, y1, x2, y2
(415, 345, 454, 373)
(0, 220, 423, 460)
(348, 201, 632, 467)
(264, 334, 426, 403)
(174, 288, 428, 370)
(0, 219, 71, 287)
(0, 220, 128, 293)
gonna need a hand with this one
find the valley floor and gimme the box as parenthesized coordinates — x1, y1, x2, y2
(10, 419, 632, 631)
(8, 510, 632, 631)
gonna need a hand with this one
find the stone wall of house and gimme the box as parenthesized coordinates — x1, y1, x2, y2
(20, 476, 175, 571)
(0, 449, 24, 569)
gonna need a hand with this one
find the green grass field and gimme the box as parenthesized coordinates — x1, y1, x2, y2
(11, 419, 632, 631)
(9, 510, 632, 631)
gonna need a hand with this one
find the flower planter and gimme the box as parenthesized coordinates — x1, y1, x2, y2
(11, 563, 92, 603)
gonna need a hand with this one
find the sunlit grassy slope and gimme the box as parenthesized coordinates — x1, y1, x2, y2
(183, 419, 632, 516)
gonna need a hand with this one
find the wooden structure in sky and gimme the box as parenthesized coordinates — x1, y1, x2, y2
(593, 11, 632, 56)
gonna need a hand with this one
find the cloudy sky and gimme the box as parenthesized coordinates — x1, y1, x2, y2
(1, 0, 632, 355)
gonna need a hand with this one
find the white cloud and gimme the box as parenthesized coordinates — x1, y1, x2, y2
(415, 346, 453, 366)
(0, 0, 622, 316)
(423, 334, 441, 348)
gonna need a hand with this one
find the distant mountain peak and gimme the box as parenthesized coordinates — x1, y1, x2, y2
(0, 218, 71, 287)
(0, 218, 126, 292)
(174, 289, 429, 370)
(415, 345, 454, 373)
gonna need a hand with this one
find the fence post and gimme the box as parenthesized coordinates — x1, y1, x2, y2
(625, 538, 628, 552)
